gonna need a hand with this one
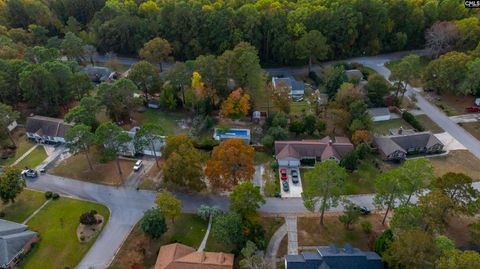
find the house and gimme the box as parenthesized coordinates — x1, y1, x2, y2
(368, 107, 391, 122)
(272, 77, 305, 99)
(285, 244, 383, 269)
(0, 219, 38, 269)
(213, 128, 251, 144)
(82, 66, 117, 83)
(154, 243, 234, 269)
(118, 127, 166, 157)
(274, 137, 354, 167)
(344, 69, 364, 81)
(26, 116, 73, 144)
(374, 130, 444, 161)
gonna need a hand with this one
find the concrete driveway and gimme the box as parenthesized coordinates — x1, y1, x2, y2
(279, 168, 303, 198)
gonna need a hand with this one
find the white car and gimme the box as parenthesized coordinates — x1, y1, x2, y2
(133, 160, 143, 171)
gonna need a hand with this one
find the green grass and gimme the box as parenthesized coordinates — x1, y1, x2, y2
(290, 100, 311, 115)
(0, 189, 46, 223)
(142, 109, 185, 135)
(15, 146, 47, 169)
(168, 214, 208, 247)
(346, 160, 379, 194)
(372, 118, 413, 135)
(0, 137, 35, 166)
(416, 114, 444, 133)
(19, 197, 109, 269)
(254, 151, 274, 165)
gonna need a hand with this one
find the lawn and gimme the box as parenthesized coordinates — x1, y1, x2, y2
(416, 114, 444, 133)
(426, 92, 475, 116)
(429, 150, 480, 179)
(372, 118, 412, 135)
(14, 146, 47, 169)
(0, 128, 35, 166)
(18, 197, 109, 269)
(290, 100, 312, 116)
(0, 189, 46, 223)
(50, 148, 135, 185)
(110, 214, 208, 269)
(131, 109, 190, 135)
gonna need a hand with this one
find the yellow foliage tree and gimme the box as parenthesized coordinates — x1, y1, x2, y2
(220, 88, 251, 119)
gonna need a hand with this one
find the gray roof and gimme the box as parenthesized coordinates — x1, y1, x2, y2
(275, 137, 354, 162)
(26, 116, 72, 138)
(272, 77, 305, 95)
(285, 244, 383, 269)
(345, 69, 364, 80)
(0, 219, 37, 267)
(374, 132, 444, 156)
(368, 107, 390, 117)
(82, 66, 114, 82)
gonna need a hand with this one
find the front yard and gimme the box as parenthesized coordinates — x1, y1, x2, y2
(0, 189, 45, 223)
(50, 149, 135, 185)
(429, 150, 480, 179)
(15, 146, 47, 169)
(0, 128, 35, 166)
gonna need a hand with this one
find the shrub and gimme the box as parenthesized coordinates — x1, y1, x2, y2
(79, 211, 97, 225)
(79, 235, 85, 241)
(356, 143, 371, 159)
(361, 220, 372, 234)
(308, 71, 321, 86)
(45, 191, 53, 199)
(261, 135, 274, 148)
(0, 212, 5, 218)
(402, 112, 424, 131)
(340, 151, 358, 171)
(52, 192, 60, 200)
(141, 208, 167, 238)
(374, 229, 394, 255)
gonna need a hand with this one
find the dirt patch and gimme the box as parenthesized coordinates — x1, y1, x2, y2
(429, 150, 480, 179)
(77, 214, 104, 243)
(459, 122, 480, 142)
(445, 215, 478, 248)
(425, 92, 475, 116)
(138, 163, 163, 191)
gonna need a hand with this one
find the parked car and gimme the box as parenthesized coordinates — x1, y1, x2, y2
(354, 205, 371, 215)
(133, 160, 143, 171)
(280, 168, 288, 181)
(291, 169, 299, 184)
(21, 169, 38, 178)
(466, 107, 480, 113)
(282, 181, 289, 192)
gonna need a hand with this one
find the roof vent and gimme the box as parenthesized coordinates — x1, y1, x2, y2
(329, 244, 338, 253)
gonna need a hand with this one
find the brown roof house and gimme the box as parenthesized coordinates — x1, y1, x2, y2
(154, 243, 234, 269)
(374, 130, 444, 161)
(0, 219, 38, 269)
(274, 137, 354, 167)
(26, 116, 73, 144)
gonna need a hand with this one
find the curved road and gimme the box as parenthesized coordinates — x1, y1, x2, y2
(27, 49, 480, 268)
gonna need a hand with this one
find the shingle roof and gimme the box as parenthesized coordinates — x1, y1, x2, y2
(26, 116, 72, 139)
(367, 107, 390, 117)
(154, 243, 234, 269)
(0, 219, 37, 267)
(275, 137, 354, 162)
(374, 132, 444, 156)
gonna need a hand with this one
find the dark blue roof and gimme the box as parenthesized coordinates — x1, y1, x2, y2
(285, 244, 383, 269)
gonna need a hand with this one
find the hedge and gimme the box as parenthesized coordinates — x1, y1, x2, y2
(402, 112, 424, 132)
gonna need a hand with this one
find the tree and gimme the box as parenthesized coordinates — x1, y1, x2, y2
(436, 250, 480, 269)
(338, 202, 361, 230)
(67, 72, 93, 100)
(423, 51, 471, 95)
(0, 166, 24, 204)
(431, 172, 479, 215)
(155, 190, 182, 224)
(323, 65, 347, 98)
(61, 32, 85, 61)
(296, 30, 329, 73)
(335, 83, 364, 109)
(197, 205, 222, 221)
(351, 130, 370, 145)
(325, 108, 350, 135)
(65, 124, 95, 170)
(206, 139, 255, 190)
(139, 37, 172, 72)
(373, 168, 404, 225)
(339, 151, 358, 171)
(64, 96, 101, 130)
(434, 235, 456, 255)
(230, 182, 265, 223)
(239, 241, 266, 269)
(159, 84, 177, 110)
(97, 78, 140, 122)
(24, 46, 60, 63)
(135, 123, 163, 168)
(302, 160, 347, 226)
(454, 17, 480, 51)
(390, 204, 424, 233)
(220, 88, 251, 119)
(94, 122, 132, 176)
(127, 61, 161, 103)
(365, 73, 390, 107)
(289, 119, 304, 136)
(141, 208, 167, 239)
(460, 58, 480, 96)
(271, 80, 291, 114)
(384, 230, 439, 269)
(165, 62, 190, 107)
(418, 190, 454, 234)
(399, 158, 433, 204)
(389, 54, 421, 96)
(0, 103, 19, 145)
(303, 114, 316, 135)
(161, 134, 192, 158)
(425, 21, 459, 58)
(212, 212, 244, 247)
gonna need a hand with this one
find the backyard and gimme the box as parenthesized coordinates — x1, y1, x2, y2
(372, 118, 412, 135)
(3, 195, 109, 269)
(130, 109, 192, 135)
(50, 148, 135, 185)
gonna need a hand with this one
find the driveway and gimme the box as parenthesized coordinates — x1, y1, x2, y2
(279, 168, 303, 198)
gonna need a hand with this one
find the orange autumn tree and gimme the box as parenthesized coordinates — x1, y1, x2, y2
(220, 88, 251, 119)
(205, 139, 255, 190)
(352, 129, 370, 145)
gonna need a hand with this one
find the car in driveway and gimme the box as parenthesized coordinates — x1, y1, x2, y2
(291, 169, 299, 184)
(282, 180, 289, 192)
(133, 160, 143, 171)
(280, 168, 288, 181)
(21, 169, 38, 178)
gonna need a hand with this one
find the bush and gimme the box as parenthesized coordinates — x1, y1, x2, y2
(361, 220, 372, 234)
(308, 71, 321, 85)
(261, 135, 274, 148)
(79, 235, 85, 241)
(45, 191, 53, 199)
(0, 211, 5, 218)
(340, 151, 358, 171)
(52, 192, 60, 200)
(374, 229, 394, 255)
(402, 112, 424, 131)
(356, 143, 371, 159)
(79, 211, 98, 225)
(141, 208, 167, 239)
(193, 138, 218, 150)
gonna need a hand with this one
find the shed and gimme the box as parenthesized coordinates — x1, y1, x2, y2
(368, 108, 391, 122)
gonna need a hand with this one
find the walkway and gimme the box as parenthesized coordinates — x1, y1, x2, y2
(285, 216, 298, 255)
(197, 215, 212, 251)
(12, 144, 38, 166)
(265, 223, 287, 269)
(22, 199, 50, 225)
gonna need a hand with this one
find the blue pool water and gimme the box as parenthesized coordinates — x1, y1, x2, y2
(216, 129, 248, 137)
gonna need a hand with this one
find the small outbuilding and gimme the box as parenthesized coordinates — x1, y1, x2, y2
(368, 107, 391, 122)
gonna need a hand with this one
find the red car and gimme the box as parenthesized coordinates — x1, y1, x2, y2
(466, 107, 480, 113)
(280, 168, 288, 181)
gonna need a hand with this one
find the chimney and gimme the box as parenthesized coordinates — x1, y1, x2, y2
(398, 126, 403, 135)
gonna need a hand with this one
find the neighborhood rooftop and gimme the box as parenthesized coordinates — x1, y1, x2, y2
(0, 219, 38, 269)
(374, 131, 444, 161)
(154, 243, 234, 269)
(26, 115, 73, 140)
